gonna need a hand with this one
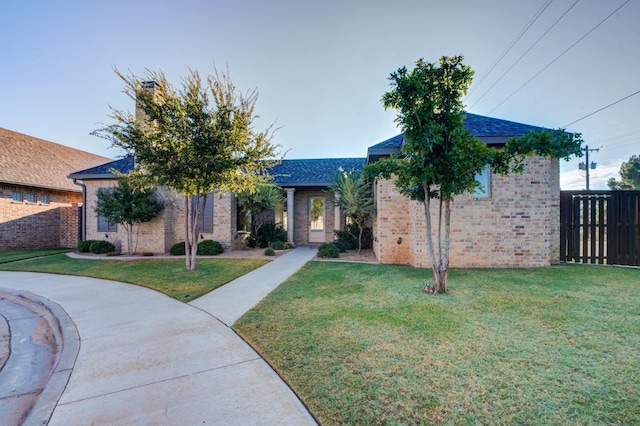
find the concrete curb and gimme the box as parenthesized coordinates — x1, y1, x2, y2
(0, 289, 80, 426)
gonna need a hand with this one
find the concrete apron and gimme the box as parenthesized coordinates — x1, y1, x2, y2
(0, 247, 318, 425)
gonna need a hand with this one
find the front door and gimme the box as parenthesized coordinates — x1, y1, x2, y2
(309, 197, 325, 243)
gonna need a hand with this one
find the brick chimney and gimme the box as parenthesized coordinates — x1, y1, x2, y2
(135, 80, 158, 123)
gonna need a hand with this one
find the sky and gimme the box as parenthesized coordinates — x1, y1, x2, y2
(2, 0, 638, 190)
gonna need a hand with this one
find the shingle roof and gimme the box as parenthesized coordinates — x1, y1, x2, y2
(367, 112, 548, 161)
(67, 156, 134, 179)
(463, 112, 546, 137)
(69, 156, 367, 188)
(0, 128, 112, 192)
(270, 158, 367, 187)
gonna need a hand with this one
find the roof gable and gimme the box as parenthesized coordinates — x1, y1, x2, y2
(68, 156, 135, 179)
(0, 128, 112, 192)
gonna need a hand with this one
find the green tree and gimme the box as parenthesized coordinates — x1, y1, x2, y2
(607, 154, 640, 190)
(95, 179, 164, 255)
(94, 67, 280, 270)
(329, 168, 374, 253)
(367, 56, 583, 294)
(236, 182, 283, 236)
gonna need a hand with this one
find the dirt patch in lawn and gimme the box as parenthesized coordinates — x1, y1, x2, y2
(314, 248, 378, 263)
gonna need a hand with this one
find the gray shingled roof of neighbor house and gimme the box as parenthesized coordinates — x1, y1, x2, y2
(68, 156, 367, 188)
(270, 158, 367, 187)
(67, 156, 134, 180)
(367, 112, 548, 161)
(0, 128, 112, 192)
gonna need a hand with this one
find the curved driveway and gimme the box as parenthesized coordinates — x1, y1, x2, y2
(0, 247, 317, 425)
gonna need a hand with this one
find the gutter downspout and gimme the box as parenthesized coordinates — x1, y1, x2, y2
(72, 179, 87, 241)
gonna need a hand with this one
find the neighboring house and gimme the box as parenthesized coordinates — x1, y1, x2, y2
(0, 128, 111, 250)
(68, 157, 366, 253)
(68, 112, 564, 268)
(368, 113, 561, 268)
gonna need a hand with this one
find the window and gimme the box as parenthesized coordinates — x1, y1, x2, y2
(40, 194, 50, 204)
(275, 198, 287, 231)
(97, 215, 117, 232)
(25, 193, 36, 203)
(12, 191, 22, 202)
(237, 203, 251, 232)
(97, 187, 117, 232)
(473, 166, 491, 198)
(192, 194, 213, 234)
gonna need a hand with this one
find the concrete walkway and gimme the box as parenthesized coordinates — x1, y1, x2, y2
(0, 246, 317, 425)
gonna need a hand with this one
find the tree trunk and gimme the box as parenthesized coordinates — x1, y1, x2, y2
(422, 182, 438, 291)
(186, 194, 206, 272)
(125, 223, 134, 256)
(431, 198, 451, 294)
(357, 221, 363, 253)
(422, 181, 450, 294)
(134, 223, 140, 254)
(184, 197, 193, 270)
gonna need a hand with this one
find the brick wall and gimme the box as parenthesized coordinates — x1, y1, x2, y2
(0, 184, 81, 249)
(83, 182, 237, 253)
(84, 180, 169, 253)
(373, 156, 560, 268)
(207, 191, 235, 247)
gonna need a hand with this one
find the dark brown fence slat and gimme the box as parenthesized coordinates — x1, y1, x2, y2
(560, 190, 640, 267)
(598, 196, 606, 264)
(560, 192, 569, 262)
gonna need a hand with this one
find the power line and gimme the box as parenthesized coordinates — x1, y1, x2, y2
(468, 0, 580, 110)
(466, 0, 554, 99)
(564, 89, 640, 127)
(487, 0, 631, 115)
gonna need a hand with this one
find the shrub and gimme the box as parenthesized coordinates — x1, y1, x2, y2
(334, 224, 373, 250)
(77, 240, 96, 253)
(246, 234, 257, 248)
(198, 240, 224, 256)
(269, 240, 289, 250)
(333, 239, 350, 253)
(318, 242, 340, 258)
(169, 242, 186, 256)
(89, 240, 115, 254)
(264, 247, 276, 256)
(256, 221, 287, 248)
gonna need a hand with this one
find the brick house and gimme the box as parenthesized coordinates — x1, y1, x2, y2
(69, 113, 564, 267)
(368, 113, 561, 268)
(68, 157, 366, 253)
(0, 128, 111, 250)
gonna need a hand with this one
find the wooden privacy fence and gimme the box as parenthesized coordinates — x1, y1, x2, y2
(560, 191, 640, 266)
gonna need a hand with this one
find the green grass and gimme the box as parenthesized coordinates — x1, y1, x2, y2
(235, 262, 640, 424)
(0, 248, 73, 264)
(0, 253, 267, 302)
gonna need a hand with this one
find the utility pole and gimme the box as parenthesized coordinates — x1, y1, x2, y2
(578, 145, 599, 190)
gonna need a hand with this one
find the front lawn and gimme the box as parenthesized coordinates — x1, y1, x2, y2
(0, 253, 267, 302)
(0, 248, 72, 264)
(234, 262, 640, 424)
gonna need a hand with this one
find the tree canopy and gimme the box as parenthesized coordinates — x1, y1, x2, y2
(607, 154, 640, 190)
(367, 55, 583, 294)
(94, 67, 281, 270)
